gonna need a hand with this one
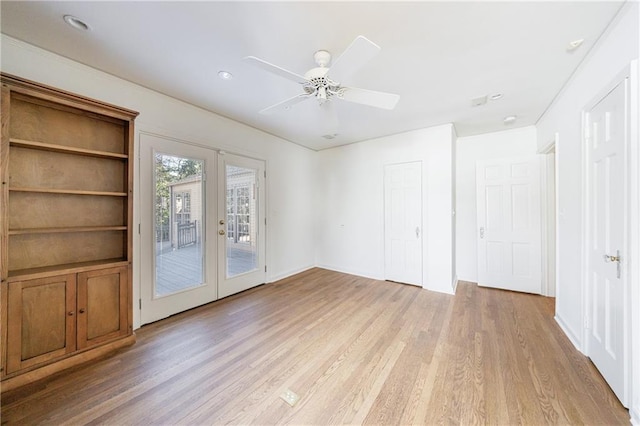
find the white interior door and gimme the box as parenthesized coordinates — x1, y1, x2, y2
(217, 153, 266, 298)
(585, 78, 628, 406)
(476, 157, 541, 293)
(140, 134, 217, 324)
(384, 162, 422, 286)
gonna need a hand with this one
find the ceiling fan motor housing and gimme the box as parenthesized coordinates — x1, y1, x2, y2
(304, 67, 341, 101)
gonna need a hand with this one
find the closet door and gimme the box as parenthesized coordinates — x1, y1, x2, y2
(384, 161, 423, 286)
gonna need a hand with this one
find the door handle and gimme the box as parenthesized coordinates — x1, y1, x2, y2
(218, 229, 225, 235)
(603, 252, 620, 263)
(604, 250, 621, 279)
(479, 227, 485, 239)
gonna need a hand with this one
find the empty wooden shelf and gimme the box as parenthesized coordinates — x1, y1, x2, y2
(0, 73, 138, 391)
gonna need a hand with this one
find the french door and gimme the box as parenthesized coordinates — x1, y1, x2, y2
(217, 153, 266, 298)
(140, 138, 266, 324)
(140, 134, 217, 324)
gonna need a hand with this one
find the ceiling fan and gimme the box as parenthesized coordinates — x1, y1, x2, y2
(244, 36, 400, 116)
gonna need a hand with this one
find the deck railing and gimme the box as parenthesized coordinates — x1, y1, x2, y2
(177, 221, 197, 248)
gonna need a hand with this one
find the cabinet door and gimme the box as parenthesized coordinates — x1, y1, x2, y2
(77, 266, 128, 350)
(6, 274, 77, 374)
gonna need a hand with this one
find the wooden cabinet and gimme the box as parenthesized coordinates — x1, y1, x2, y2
(5, 267, 128, 376)
(6, 274, 77, 374)
(77, 266, 129, 350)
(0, 74, 138, 390)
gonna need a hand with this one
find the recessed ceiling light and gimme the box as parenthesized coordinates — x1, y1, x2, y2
(567, 39, 584, 52)
(63, 15, 90, 31)
(503, 115, 517, 125)
(489, 93, 503, 101)
(218, 70, 233, 80)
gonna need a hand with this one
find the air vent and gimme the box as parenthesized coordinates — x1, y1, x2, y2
(471, 96, 487, 107)
(280, 389, 300, 406)
(322, 134, 338, 140)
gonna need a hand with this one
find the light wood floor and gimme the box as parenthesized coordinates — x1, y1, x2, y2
(1, 268, 629, 425)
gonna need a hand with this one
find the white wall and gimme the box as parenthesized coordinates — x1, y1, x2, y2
(455, 126, 538, 283)
(1, 35, 318, 329)
(536, 2, 639, 421)
(316, 125, 456, 294)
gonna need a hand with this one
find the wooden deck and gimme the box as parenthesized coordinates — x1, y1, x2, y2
(156, 242, 203, 295)
(156, 242, 257, 295)
(0, 268, 629, 424)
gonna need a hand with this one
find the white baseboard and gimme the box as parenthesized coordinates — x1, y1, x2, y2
(268, 264, 316, 283)
(315, 263, 382, 281)
(631, 405, 640, 426)
(452, 275, 459, 293)
(554, 314, 585, 354)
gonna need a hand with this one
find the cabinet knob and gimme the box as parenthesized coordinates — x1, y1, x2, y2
(79, 308, 86, 314)
(68, 311, 74, 316)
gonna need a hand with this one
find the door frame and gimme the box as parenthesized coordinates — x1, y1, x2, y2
(538, 134, 558, 297)
(580, 62, 638, 408)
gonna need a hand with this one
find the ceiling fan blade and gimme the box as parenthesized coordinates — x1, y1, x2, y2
(338, 87, 400, 110)
(244, 56, 308, 84)
(327, 36, 381, 84)
(259, 93, 312, 115)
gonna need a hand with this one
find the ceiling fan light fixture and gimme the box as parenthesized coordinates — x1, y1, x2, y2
(63, 15, 90, 31)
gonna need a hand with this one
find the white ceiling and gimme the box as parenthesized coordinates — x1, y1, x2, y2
(0, 1, 625, 150)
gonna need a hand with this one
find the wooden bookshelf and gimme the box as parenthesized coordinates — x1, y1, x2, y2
(0, 73, 138, 391)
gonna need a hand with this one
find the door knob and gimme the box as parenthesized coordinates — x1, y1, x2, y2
(219, 219, 225, 225)
(218, 229, 225, 235)
(603, 252, 620, 262)
(604, 250, 621, 279)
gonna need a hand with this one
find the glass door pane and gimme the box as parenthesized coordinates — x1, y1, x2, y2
(225, 165, 257, 278)
(155, 153, 204, 296)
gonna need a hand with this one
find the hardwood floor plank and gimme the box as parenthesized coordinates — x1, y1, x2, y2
(0, 269, 629, 425)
